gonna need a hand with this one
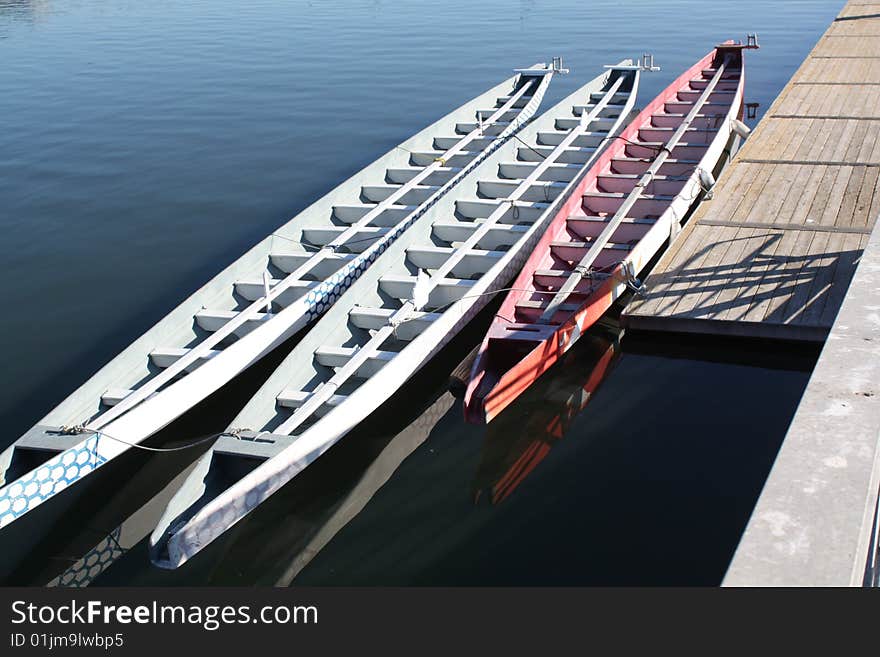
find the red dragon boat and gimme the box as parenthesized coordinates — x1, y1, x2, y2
(465, 40, 757, 424)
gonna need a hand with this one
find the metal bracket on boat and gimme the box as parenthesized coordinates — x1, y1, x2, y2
(640, 53, 660, 72)
(698, 167, 717, 200)
(604, 54, 660, 72)
(516, 57, 568, 76)
(718, 34, 760, 50)
(551, 56, 569, 74)
(620, 261, 647, 297)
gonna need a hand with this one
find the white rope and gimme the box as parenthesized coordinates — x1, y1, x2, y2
(54, 426, 223, 453)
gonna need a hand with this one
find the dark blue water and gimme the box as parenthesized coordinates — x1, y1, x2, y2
(0, 0, 837, 585)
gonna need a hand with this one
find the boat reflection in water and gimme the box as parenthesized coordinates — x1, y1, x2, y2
(45, 461, 201, 587)
(271, 390, 457, 584)
(40, 324, 617, 585)
(472, 325, 620, 506)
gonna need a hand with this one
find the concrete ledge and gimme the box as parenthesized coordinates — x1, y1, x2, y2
(722, 220, 880, 587)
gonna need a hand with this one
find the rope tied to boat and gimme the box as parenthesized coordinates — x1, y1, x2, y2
(96, 430, 224, 452)
(51, 425, 225, 452)
(509, 199, 520, 222)
(598, 135, 665, 154)
(574, 264, 595, 279)
(510, 133, 547, 161)
(58, 424, 87, 435)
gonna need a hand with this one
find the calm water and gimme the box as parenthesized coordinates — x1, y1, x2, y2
(0, 0, 838, 585)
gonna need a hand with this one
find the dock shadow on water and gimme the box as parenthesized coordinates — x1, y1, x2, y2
(26, 301, 816, 587)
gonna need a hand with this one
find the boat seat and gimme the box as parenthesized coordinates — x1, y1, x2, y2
(101, 388, 132, 407)
(487, 321, 559, 342)
(431, 221, 528, 251)
(409, 150, 478, 167)
(455, 198, 549, 223)
(277, 390, 346, 413)
(536, 130, 608, 148)
(515, 299, 581, 312)
(498, 161, 581, 182)
(233, 278, 316, 306)
(514, 299, 582, 322)
(301, 226, 389, 252)
(378, 273, 474, 306)
(555, 115, 617, 131)
(455, 121, 510, 136)
(477, 178, 566, 202)
(517, 145, 597, 164)
(361, 184, 440, 205)
(348, 306, 441, 340)
(567, 215, 656, 242)
(314, 345, 396, 378)
(676, 89, 736, 103)
(406, 245, 503, 278)
(269, 251, 354, 278)
(609, 158, 702, 178)
(433, 135, 494, 151)
(332, 204, 418, 227)
(475, 108, 519, 121)
(533, 268, 606, 290)
(195, 309, 272, 335)
(149, 347, 221, 370)
(596, 173, 688, 196)
(638, 126, 720, 143)
(582, 192, 674, 217)
(495, 94, 532, 108)
(650, 113, 727, 128)
(385, 166, 461, 185)
(212, 431, 302, 461)
(664, 100, 730, 114)
(549, 240, 632, 261)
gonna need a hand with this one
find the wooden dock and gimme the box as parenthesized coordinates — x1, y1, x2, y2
(623, 0, 880, 342)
